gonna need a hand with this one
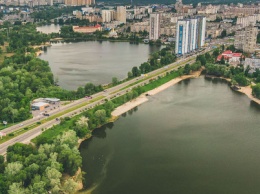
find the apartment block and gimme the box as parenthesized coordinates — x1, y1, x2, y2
(116, 6, 126, 23)
(234, 25, 258, 53)
(149, 13, 160, 40)
(175, 16, 206, 55)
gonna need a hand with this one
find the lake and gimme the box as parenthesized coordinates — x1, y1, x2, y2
(39, 41, 161, 90)
(79, 77, 260, 194)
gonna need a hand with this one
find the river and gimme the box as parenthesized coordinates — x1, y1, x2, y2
(79, 77, 260, 194)
(39, 41, 161, 90)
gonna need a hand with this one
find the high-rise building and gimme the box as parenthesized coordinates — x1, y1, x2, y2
(64, 0, 94, 6)
(234, 25, 257, 53)
(116, 6, 126, 23)
(175, 16, 206, 55)
(102, 10, 115, 23)
(149, 13, 160, 40)
(196, 16, 206, 49)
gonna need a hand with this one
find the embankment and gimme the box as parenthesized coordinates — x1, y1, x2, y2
(112, 70, 202, 117)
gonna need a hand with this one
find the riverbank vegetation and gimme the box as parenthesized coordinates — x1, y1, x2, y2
(0, 57, 201, 192)
(0, 130, 82, 194)
(202, 47, 260, 99)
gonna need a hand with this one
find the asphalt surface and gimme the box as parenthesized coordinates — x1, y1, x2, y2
(0, 48, 211, 155)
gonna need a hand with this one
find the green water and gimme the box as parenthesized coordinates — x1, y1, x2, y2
(79, 77, 260, 194)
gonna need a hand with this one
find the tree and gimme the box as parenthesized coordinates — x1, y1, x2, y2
(112, 77, 118, 86)
(183, 64, 191, 75)
(213, 49, 220, 58)
(132, 66, 140, 77)
(63, 178, 78, 194)
(55, 130, 78, 149)
(45, 167, 62, 192)
(29, 181, 47, 194)
(4, 162, 23, 177)
(57, 145, 82, 176)
(94, 109, 107, 124)
(0, 155, 5, 173)
(75, 116, 89, 137)
(252, 83, 260, 99)
(76, 116, 89, 129)
(8, 183, 28, 194)
(220, 56, 225, 64)
(127, 71, 133, 79)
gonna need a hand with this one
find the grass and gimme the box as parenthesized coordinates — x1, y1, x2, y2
(111, 57, 195, 94)
(142, 71, 180, 92)
(32, 70, 183, 146)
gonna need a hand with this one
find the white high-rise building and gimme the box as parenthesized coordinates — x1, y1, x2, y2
(149, 13, 160, 40)
(116, 6, 126, 23)
(102, 10, 115, 23)
(175, 16, 206, 55)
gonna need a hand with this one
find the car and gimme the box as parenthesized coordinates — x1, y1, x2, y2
(85, 96, 92, 99)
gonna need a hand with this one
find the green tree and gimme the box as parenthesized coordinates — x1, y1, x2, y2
(132, 66, 140, 77)
(94, 109, 107, 124)
(63, 178, 78, 194)
(8, 183, 28, 194)
(112, 77, 118, 86)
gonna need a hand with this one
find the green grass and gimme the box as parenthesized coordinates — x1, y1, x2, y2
(142, 71, 180, 92)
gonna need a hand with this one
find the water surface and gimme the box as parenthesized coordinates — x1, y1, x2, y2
(79, 77, 260, 194)
(39, 41, 160, 90)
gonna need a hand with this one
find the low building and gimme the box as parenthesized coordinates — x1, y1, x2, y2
(31, 102, 50, 111)
(244, 58, 260, 73)
(44, 98, 60, 104)
(217, 50, 243, 65)
(73, 24, 102, 33)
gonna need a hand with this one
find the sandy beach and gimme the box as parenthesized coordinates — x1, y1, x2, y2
(112, 95, 148, 117)
(206, 76, 260, 105)
(112, 70, 202, 117)
(237, 86, 260, 105)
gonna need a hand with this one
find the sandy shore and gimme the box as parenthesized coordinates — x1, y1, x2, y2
(206, 76, 260, 105)
(237, 86, 260, 105)
(112, 70, 201, 117)
(112, 95, 148, 117)
(148, 72, 201, 96)
(36, 50, 43, 56)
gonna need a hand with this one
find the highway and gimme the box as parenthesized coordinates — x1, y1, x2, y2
(0, 48, 212, 155)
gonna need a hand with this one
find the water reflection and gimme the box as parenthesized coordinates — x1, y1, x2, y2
(80, 77, 260, 194)
(92, 126, 107, 139)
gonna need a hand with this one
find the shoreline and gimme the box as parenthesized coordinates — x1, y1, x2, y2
(78, 70, 260, 194)
(205, 75, 260, 105)
(112, 70, 202, 117)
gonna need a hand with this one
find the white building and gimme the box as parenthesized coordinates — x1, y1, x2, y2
(116, 6, 126, 23)
(102, 10, 115, 23)
(244, 58, 260, 72)
(175, 16, 206, 55)
(149, 13, 160, 40)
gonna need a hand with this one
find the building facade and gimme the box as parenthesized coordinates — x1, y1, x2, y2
(149, 13, 160, 40)
(102, 10, 115, 23)
(64, 0, 94, 6)
(116, 6, 126, 23)
(175, 16, 206, 55)
(234, 25, 258, 53)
